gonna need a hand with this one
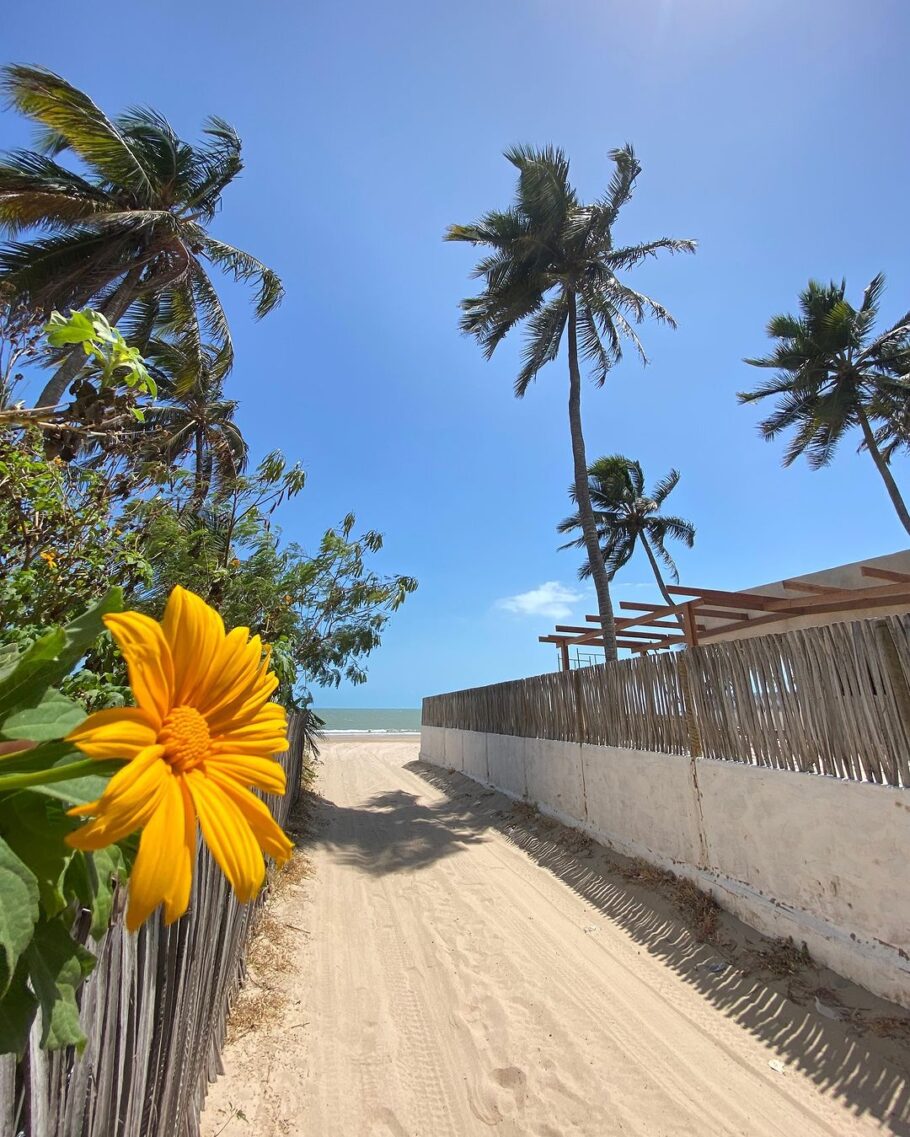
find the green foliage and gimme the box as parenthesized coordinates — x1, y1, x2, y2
(558, 456, 695, 590)
(740, 276, 910, 467)
(130, 454, 418, 703)
(0, 592, 129, 1055)
(0, 64, 283, 407)
(45, 308, 157, 414)
(0, 427, 152, 646)
(739, 275, 910, 534)
(446, 143, 695, 395)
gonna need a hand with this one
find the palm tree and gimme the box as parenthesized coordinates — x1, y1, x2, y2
(446, 145, 694, 659)
(0, 65, 283, 407)
(143, 339, 247, 509)
(558, 456, 695, 610)
(739, 275, 910, 536)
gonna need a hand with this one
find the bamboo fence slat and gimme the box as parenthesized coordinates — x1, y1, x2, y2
(422, 616, 910, 786)
(0, 713, 307, 1137)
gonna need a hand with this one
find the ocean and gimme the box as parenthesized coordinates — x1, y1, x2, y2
(313, 708, 422, 734)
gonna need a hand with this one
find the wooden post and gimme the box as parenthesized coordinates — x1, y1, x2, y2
(559, 639, 570, 672)
(682, 601, 701, 648)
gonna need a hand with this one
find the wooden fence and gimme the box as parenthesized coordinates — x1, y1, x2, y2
(0, 713, 307, 1137)
(422, 615, 910, 786)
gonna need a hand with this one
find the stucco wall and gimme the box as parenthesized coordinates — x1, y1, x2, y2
(419, 726, 910, 1009)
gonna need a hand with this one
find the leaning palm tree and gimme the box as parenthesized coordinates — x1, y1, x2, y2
(446, 145, 694, 659)
(739, 275, 910, 535)
(143, 338, 247, 509)
(0, 65, 283, 407)
(558, 456, 695, 609)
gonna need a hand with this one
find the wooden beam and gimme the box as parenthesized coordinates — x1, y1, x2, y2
(614, 629, 682, 641)
(861, 565, 910, 584)
(553, 623, 677, 640)
(619, 637, 685, 649)
(696, 587, 910, 642)
(781, 578, 853, 595)
(613, 602, 677, 614)
(690, 607, 751, 621)
(671, 579, 910, 615)
(666, 586, 787, 611)
(625, 616, 690, 629)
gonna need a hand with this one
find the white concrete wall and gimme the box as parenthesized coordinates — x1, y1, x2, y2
(419, 726, 910, 1009)
(580, 744, 704, 869)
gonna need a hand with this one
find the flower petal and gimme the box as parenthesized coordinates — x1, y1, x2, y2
(67, 707, 158, 760)
(66, 746, 167, 848)
(204, 672, 280, 735)
(211, 707, 289, 754)
(195, 629, 264, 721)
(185, 771, 265, 902)
(126, 770, 195, 931)
(204, 752, 287, 795)
(206, 772, 293, 864)
(161, 586, 225, 707)
(104, 612, 175, 725)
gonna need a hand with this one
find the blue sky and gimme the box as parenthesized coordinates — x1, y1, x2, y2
(3, 1, 909, 706)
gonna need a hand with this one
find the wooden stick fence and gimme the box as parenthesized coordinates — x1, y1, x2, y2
(0, 712, 308, 1137)
(422, 616, 910, 786)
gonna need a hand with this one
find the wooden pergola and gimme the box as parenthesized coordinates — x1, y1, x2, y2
(540, 564, 910, 671)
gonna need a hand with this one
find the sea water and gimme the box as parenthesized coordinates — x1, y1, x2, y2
(313, 708, 422, 734)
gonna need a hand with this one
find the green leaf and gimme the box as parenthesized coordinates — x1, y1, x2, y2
(0, 835, 39, 996)
(0, 588, 123, 718)
(0, 793, 76, 917)
(25, 916, 95, 1051)
(31, 770, 113, 806)
(0, 646, 20, 687)
(84, 845, 125, 938)
(44, 308, 97, 348)
(1, 688, 85, 742)
(0, 959, 38, 1056)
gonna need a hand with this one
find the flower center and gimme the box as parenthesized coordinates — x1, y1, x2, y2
(160, 705, 211, 773)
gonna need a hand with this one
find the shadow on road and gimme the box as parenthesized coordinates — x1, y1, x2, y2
(303, 782, 493, 875)
(370, 759, 910, 1136)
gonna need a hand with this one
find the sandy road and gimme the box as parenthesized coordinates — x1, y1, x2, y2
(201, 738, 909, 1137)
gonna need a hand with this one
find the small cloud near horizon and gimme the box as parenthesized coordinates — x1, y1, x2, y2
(496, 581, 583, 620)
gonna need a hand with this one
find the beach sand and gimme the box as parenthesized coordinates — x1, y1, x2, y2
(201, 736, 910, 1136)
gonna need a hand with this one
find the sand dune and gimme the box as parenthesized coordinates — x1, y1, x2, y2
(201, 737, 909, 1136)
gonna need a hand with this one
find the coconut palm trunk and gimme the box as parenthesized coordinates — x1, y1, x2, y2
(638, 532, 689, 639)
(857, 409, 910, 537)
(191, 424, 209, 510)
(567, 293, 617, 660)
(638, 533, 675, 608)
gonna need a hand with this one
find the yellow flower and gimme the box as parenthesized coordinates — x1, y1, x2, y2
(39, 549, 57, 569)
(66, 586, 293, 931)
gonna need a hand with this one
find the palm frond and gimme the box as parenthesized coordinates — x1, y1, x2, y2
(650, 468, 680, 506)
(0, 149, 112, 232)
(201, 236, 284, 318)
(514, 295, 567, 395)
(606, 236, 696, 272)
(2, 65, 155, 201)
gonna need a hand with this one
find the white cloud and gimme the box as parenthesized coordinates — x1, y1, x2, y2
(496, 581, 583, 621)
